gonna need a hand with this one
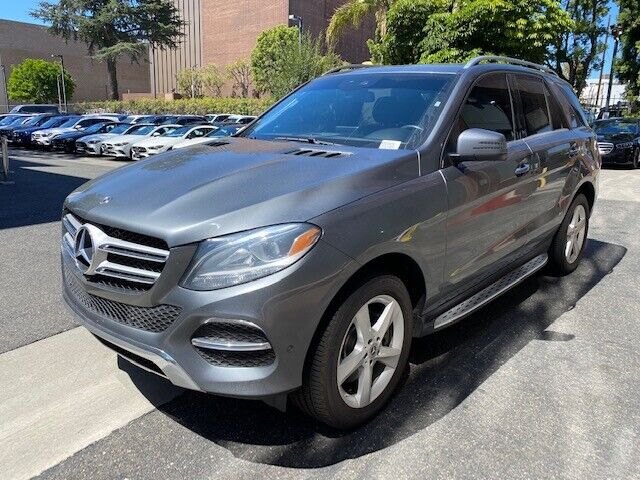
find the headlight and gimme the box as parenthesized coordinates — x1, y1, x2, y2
(148, 144, 164, 149)
(113, 142, 126, 147)
(88, 140, 99, 144)
(180, 223, 321, 290)
(42, 133, 52, 137)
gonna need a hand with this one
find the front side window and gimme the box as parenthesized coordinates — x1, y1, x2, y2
(514, 75, 551, 136)
(241, 72, 454, 149)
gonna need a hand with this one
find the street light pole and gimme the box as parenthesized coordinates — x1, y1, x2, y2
(605, 25, 623, 113)
(288, 15, 303, 49)
(595, 15, 611, 110)
(0, 65, 9, 113)
(51, 54, 67, 112)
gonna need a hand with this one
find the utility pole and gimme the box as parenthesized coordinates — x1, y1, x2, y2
(605, 25, 623, 113)
(288, 15, 303, 49)
(0, 64, 9, 113)
(51, 54, 67, 112)
(595, 15, 611, 111)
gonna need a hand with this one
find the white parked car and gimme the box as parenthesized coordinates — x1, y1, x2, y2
(76, 123, 139, 155)
(130, 125, 216, 159)
(102, 124, 180, 158)
(31, 116, 114, 147)
(206, 113, 234, 123)
(171, 124, 245, 150)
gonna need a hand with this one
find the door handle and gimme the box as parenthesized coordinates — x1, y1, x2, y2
(515, 162, 531, 176)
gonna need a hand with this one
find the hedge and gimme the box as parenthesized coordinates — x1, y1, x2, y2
(73, 97, 275, 116)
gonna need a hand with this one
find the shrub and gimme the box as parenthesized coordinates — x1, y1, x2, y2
(8, 58, 75, 103)
(73, 97, 274, 115)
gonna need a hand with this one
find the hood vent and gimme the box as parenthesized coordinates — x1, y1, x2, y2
(284, 148, 351, 159)
(201, 140, 231, 148)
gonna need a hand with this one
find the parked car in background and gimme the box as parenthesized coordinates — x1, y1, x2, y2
(0, 115, 34, 135)
(594, 118, 640, 168)
(171, 115, 210, 126)
(32, 116, 115, 149)
(2, 113, 60, 140)
(52, 121, 119, 153)
(10, 104, 60, 114)
(10, 115, 69, 147)
(32, 115, 81, 147)
(76, 123, 139, 155)
(226, 115, 256, 125)
(102, 124, 180, 158)
(62, 57, 599, 429)
(130, 124, 215, 159)
(206, 113, 233, 123)
(172, 124, 244, 150)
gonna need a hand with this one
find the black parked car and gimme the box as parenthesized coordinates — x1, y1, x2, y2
(11, 115, 70, 147)
(52, 121, 120, 153)
(594, 118, 640, 168)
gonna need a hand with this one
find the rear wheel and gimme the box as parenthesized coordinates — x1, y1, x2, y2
(294, 275, 413, 429)
(547, 193, 589, 275)
(633, 149, 640, 169)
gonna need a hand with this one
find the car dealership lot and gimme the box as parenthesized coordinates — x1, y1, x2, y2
(1, 150, 639, 479)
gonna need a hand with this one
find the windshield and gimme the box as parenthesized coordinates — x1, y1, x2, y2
(594, 120, 638, 135)
(58, 117, 81, 128)
(241, 72, 454, 149)
(22, 115, 48, 127)
(164, 126, 191, 137)
(106, 124, 131, 134)
(37, 117, 66, 129)
(208, 126, 239, 137)
(82, 122, 110, 134)
(126, 125, 156, 135)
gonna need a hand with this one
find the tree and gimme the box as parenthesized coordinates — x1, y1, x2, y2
(32, 0, 184, 100)
(201, 64, 225, 97)
(176, 68, 202, 98)
(617, 0, 640, 100)
(227, 59, 252, 98)
(327, 0, 394, 48)
(369, 0, 573, 66)
(7, 58, 75, 103)
(549, 0, 609, 94)
(251, 26, 342, 99)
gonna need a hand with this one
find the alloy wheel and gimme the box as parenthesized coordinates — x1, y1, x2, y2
(336, 295, 404, 409)
(565, 204, 587, 263)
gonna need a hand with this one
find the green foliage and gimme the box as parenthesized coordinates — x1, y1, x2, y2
(74, 97, 273, 116)
(326, 0, 393, 47)
(549, 0, 609, 94)
(7, 58, 75, 103)
(251, 26, 342, 99)
(201, 65, 225, 97)
(370, 0, 573, 66)
(227, 59, 252, 98)
(32, 0, 184, 99)
(176, 68, 203, 98)
(617, 0, 640, 100)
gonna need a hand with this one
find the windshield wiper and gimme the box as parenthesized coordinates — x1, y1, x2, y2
(273, 136, 338, 146)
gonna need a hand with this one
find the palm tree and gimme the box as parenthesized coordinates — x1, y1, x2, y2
(326, 0, 394, 47)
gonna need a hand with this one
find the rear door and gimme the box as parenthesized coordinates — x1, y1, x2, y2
(440, 72, 535, 293)
(511, 73, 576, 245)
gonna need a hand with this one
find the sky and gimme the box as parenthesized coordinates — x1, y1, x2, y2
(0, 0, 621, 79)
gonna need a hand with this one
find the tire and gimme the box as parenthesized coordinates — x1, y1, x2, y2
(294, 275, 413, 429)
(633, 149, 640, 169)
(547, 193, 590, 276)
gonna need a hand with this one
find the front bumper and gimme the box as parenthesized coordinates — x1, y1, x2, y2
(32, 135, 53, 146)
(76, 142, 102, 155)
(103, 144, 130, 157)
(61, 238, 355, 399)
(600, 145, 635, 164)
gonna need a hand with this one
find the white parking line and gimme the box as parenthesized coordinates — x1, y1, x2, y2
(0, 327, 182, 480)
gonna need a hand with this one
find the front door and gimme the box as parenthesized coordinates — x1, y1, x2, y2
(440, 72, 534, 294)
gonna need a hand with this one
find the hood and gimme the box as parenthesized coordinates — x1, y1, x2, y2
(39, 127, 74, 136)
(65, 138, 418, 247)
(173, 137, 216, 149)
(56, 130, 87, 140)
(132, 136, 181, 148)
(597, 131, 637, 143)
(78, 133, 114, 143)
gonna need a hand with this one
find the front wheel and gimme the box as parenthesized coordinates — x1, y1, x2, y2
(633, 149, 640, 169)
(547, 193, 590, 275)
(294, 275, 413, 429)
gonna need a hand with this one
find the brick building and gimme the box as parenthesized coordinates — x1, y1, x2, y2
(0, 19, 150, 109)
(150, 0, 375, 96)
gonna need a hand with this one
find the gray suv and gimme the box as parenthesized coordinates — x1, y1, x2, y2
(61, 56, 599, 429)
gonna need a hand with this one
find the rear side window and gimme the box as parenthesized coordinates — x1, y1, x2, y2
(544, 83, 568, 130)
(550, 81, 587, 128)
(513, 75, 551, 136)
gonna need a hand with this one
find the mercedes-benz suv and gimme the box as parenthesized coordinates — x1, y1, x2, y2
(61, 57, 599, 429)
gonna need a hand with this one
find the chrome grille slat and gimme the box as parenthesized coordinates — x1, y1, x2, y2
(597, 142, 614, 155)
(62, 211, 169, 290)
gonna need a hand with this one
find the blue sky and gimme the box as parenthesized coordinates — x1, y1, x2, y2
(0, 0, 620, 78)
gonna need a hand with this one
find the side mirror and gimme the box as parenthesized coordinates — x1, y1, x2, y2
(152, 132, 161, 136)
(452, 128, 507, 163)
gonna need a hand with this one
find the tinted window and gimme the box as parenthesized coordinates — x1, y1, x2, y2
(555, 82, 588, 128)
(514, 75, 551, 136)
(593, 120, 639, 135)
(545, 84, 568, 129)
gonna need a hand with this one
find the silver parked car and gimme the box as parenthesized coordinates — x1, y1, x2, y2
(61, 57, 599, 429)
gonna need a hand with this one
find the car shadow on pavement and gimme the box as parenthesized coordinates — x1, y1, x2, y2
(127, 238, 625, 469)
(0, 158, 88, 229)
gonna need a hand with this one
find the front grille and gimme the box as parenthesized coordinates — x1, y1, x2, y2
(191, 322, 276, 368)
(62, 209, 169, 291)
(64, 264, 181, 332)
(598, 142, 614, 155)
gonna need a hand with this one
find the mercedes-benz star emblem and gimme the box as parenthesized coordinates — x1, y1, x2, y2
(99, 196, 111, 205)
(73, 226, 94, 273)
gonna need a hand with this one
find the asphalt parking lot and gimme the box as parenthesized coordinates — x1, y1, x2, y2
(1, 149, 639, 479)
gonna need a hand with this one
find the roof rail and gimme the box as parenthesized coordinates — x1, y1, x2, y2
(323, 64, 374, 76)
(464, 56, 559, 77)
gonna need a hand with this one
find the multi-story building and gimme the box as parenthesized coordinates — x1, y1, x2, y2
(0, 19, 150, 109)
(150, 0, 375, 96)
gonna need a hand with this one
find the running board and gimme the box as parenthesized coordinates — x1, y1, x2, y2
(433, 254, 548, 330)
